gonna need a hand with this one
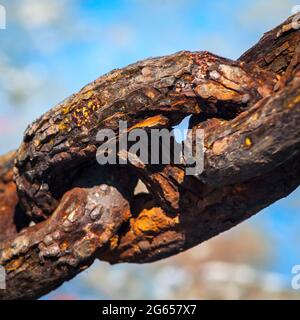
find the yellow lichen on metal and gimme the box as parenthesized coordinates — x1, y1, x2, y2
(58, 98, 102, 131)
(82, 90, 94, 100)
(58, 117, 70, 132)
(71, 100, 101, 127)
(244, 136, 252, 147)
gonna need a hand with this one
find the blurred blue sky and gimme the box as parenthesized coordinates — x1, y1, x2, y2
(0, 0, 299, 298)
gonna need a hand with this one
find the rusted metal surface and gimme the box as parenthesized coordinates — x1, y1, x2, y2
(0, 152, 19, 241)
(0, 14, 299, 299)
(14, 51, 276, 220)
(0, 182, 130, 300)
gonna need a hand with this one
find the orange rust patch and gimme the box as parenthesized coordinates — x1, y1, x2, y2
(172, 168, 185, 184)
(6, 256, 24, 271)
(60, 242, 69, 251)
(129, 115, 169, 131)
(131, 207, 178, 236)
(109, 235, 119, 250)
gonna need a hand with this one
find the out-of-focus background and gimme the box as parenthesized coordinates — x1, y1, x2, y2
(0, 0, 299, 299)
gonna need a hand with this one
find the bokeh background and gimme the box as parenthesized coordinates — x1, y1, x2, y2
(0, 0, 300, 299)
